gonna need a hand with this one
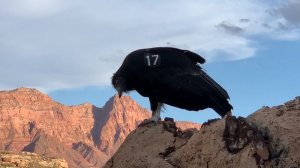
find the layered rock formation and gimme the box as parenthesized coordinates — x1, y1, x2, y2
(0, 88, 201, 167)
(0, 151, 68, 168)
(104, 97, 300, 168)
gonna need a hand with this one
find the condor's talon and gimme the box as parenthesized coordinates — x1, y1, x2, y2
(224, 110, 232, 119)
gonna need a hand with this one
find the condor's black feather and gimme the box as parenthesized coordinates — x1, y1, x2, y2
(112, 47, 232, 118)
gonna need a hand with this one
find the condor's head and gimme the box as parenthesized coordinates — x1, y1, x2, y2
(112, 73, 126, 98)
(112, 72, 134, 98)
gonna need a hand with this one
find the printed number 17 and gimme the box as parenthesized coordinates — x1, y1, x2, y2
(146, 55, 159, 66)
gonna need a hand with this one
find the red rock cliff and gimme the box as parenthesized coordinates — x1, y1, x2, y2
(0, 87, 201, 167)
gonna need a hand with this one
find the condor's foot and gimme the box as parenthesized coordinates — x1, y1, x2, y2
(224, 110, 232, 119)
(138, 117, 161, 127)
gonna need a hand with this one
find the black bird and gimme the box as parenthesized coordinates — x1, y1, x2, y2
(112, 47, 232, 123)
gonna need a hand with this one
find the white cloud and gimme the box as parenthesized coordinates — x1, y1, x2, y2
(0, 0, 299, 91)
(276, 0, 300, 25)
(0, 0, 63, 18)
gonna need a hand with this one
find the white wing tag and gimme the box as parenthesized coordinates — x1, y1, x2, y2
(144, 53, 161, 67)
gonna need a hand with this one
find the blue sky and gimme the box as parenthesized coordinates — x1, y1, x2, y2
(1, 0, 299, 123)
(49, 39, 300, 123)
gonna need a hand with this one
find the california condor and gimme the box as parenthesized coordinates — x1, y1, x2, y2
(112, 47, 232, 122)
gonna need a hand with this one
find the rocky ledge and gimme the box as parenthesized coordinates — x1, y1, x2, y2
(104, 97, 300, 168)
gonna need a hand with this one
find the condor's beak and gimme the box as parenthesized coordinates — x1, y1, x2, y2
(116, 86, 123, 98)
(118, 90, 123, 98)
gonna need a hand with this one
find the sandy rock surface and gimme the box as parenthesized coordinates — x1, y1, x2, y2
(0, 151, 68, 168)
(104, 97, 300, 168)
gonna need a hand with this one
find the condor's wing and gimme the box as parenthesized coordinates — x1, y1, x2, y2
(159, 69, 232, 117)
(182, 50, 206, 64)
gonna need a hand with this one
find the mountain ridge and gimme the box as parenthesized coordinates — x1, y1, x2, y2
(0, 87, 201, 167)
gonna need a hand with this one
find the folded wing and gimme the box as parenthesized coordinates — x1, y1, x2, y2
(159, 69, 232, 117)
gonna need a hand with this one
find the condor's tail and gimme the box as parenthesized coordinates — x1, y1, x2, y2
(199, 70, 233, 117)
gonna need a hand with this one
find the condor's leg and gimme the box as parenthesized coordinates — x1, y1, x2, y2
(149, 97, 162, 122)
(139, 97, 162, 126)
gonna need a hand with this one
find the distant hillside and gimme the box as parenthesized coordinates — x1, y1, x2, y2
(0, 151, 68, 168)
(0, 88, 201, 167)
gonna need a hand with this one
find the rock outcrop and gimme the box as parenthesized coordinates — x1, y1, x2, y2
(0, 88, 201, 167)
(175, 121, 201, 130)
(0, 151, 68, 168)
(104, 97, 300, 168)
